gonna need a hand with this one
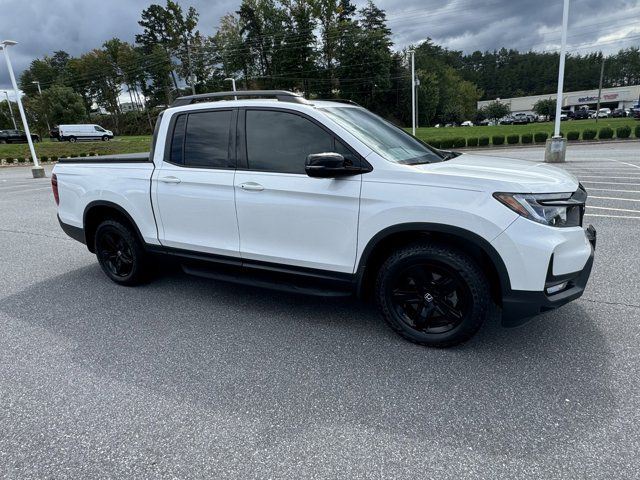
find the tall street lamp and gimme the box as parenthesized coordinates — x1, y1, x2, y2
(3, 90, 17, 129)
(31, 80, 50, 131)
(408, 49, 416, 136)
(0, 40, 44, 178)
(224, 78, 237, 100)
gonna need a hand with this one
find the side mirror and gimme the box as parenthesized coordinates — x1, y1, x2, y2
(305, 152, 357, 178)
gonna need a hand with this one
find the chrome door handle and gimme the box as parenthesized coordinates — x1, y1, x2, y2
(239, 182, 264, 191)
(160, 176, 181, 184)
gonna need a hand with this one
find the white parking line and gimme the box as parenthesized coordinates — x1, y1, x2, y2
(587, 188, 640, 193)
(585, 213, 640, 219)
(579, 176, 640, 180)
(582, 181, 640, 186)
(590, 196, 640, 202)
(588, 205, 640, 213)
(0, 186, 51, 195)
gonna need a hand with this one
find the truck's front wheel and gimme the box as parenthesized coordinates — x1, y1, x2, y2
(94, 219, 148, 286)
(375, 241, 490, 347)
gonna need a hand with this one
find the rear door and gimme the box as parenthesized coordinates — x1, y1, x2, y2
(234, 108, 362, 274)
(152, 108, 240, 257)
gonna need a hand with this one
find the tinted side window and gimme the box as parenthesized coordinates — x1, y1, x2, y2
(246, 110, 333, 174)
(170, 114, 187, 165)
(184, 110, 232, 168)
(334, 139, 359, 167)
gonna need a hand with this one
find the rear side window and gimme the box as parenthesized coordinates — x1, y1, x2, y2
(245, 110, 333, 174)
(169, 110, 232, 168)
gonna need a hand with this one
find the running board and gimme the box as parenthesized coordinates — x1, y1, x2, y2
(182, 264, 354, 297)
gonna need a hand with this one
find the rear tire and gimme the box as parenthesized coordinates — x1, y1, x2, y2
(68, 136, 77, 143)
(94, 219, 148, 286)
(375, 241, 490, 347)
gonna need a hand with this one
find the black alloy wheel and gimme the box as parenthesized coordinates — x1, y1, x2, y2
(389, 262, 470, 334)
(94, 219, 148, 285)
(376, 241, 490, 347)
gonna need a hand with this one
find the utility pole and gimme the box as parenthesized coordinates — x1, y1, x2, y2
(3, 90, 17, 129)
(31, 80, 50, 131)
(415, 78, 420, 128)
(409, 49, 415, 136)
(187, 42, 196, 95)
(224, 78, 237, 100)
(1, 40, 44, 178)
(595, 57, 605, 124)
(545, 0, 570, 163)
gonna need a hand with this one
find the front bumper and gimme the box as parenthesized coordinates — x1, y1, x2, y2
(501, 224, 596, 326)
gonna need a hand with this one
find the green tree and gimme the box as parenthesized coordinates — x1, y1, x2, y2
(480, 100, 510, 125)
(533, 98, 556, 119)
(25, 85, 86, 131)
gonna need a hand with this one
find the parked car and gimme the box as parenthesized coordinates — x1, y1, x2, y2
(499, 116, 514, 125)
(526, 114, 537, 123)
(573, 109, 590, 120)
(512, 113, 529, 124)
(52, 90, 596, 348)
(596, 108, 611, 118)
(460, 120, 474, 127)
(0, 129, 40, 144)
(58, 124, 114, 142)
(611, 109, 627, 118)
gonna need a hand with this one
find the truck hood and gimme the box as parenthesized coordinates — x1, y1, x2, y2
(409, 153, 580, 193)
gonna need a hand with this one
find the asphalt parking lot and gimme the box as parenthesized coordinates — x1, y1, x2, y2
(1, 142, 639, 479)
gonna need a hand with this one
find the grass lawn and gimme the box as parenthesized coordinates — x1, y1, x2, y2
(0, 136, 152, 161)
(411, 117, 639, 145)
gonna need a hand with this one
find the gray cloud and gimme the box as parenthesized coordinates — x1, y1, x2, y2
(1, 0, 639, 91)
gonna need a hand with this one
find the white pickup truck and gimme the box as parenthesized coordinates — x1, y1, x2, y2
(52, 90, 596, 347)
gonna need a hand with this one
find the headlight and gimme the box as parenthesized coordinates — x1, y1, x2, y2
(493, 188, 586, 227)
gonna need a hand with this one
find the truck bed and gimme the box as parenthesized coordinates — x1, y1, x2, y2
(57, 152, 151, 164)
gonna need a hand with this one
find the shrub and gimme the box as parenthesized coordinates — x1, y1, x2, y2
(467, 137, 479, 147)
(452, 137, 466, 148)
(567, 131, 580, 141)
(478, 136, 490, 146)
(429, 139, 441, 149)
(40, 155, 49, 162)
(50, 156, 58, 162)
(635, 124, 640, 139)
(5, 158, 14, 164)
(616, 125, 631, 139)
(80, 152, 88, 157)
(16, 157, 26, 163)
(506, 134, 519, 145)
(534, 132, 549, 143)
(440, 138, 454, 149)
(598, 127, 614, 139)
(492, 135, 505, 145)
(583, 129, 597, 140)
(521, 133, 533, 144)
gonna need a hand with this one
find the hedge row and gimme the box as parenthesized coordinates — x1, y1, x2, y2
(0, 152, 100, 165)
(429, 125, 640, 148)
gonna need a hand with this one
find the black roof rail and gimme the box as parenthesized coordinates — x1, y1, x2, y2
(171, 90, 310, 107)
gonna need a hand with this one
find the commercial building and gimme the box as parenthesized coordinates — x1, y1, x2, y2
(478, 84, 640, 114)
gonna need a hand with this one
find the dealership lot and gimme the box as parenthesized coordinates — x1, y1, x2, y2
(1, 143, 639, 479)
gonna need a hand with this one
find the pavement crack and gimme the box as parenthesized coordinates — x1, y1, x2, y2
(581, 297, 640, 309)
(0, 228, 69, 241)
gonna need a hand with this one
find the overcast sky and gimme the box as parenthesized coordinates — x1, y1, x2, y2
(1, 0, 639, 95)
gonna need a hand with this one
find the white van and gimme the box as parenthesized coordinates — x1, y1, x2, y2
(58, 124, 114, 142)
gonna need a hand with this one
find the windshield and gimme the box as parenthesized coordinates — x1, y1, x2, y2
(319, 106, 445, 165)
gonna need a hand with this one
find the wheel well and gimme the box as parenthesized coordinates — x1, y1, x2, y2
(84, 204, 140, 253)
(357, 229, 505, 305)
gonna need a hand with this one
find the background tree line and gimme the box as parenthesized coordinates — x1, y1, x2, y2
(3, 0, 639, 135)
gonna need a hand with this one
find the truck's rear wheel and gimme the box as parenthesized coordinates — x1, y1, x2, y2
(68, 136, 77, 143)
(375, 241, 490, 347)
(94, 219, 148, 286)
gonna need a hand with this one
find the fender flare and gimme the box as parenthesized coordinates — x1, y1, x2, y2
(83, 200, 146, 251)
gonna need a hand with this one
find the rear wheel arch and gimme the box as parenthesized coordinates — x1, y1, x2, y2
(83, 201, 145, 253)
(356, 223, 511, 304)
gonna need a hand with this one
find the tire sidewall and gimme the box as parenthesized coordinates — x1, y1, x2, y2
(376, 243, 489, 347)
(94, 220, 145, 285)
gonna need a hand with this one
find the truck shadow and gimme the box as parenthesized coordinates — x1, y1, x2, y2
(1, 264, 614, 460)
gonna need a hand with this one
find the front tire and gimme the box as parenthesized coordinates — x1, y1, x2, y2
(102, 135, 109, 142)
(68, 136, 77, 143)
(94, 219, 148, 286)
(375, 241, 490, 347)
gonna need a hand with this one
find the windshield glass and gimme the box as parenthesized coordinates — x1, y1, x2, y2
(319, 106, 444, 165)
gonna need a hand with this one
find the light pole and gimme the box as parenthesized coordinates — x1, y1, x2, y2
(545, 0, 570, 163)
(409, 49, 415, 136)
(3, 90, 17, 129)
(224, 78, 237, 100)
(31, 80, 51, 131)
(1, 40, 44, 178)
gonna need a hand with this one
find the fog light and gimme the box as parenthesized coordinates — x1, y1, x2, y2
(546, 282, 568, 295)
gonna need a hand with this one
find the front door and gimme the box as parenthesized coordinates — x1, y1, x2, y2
(234, 108, 362, 274)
